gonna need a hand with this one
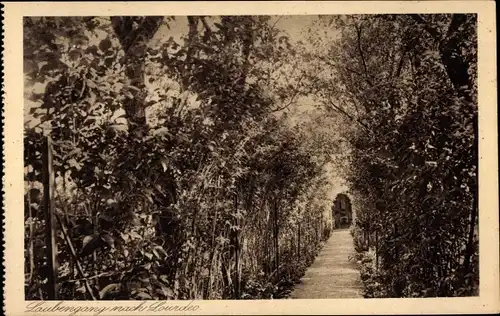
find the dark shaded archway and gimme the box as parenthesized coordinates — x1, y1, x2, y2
(332, 193, 352, 229)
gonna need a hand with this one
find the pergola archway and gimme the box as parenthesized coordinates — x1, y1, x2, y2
(332, 193, 353, 229)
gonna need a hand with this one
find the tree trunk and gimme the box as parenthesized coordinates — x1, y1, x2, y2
(434, 15, 477, 279)
(110, 17, 164, 136)
(438, 15, 474, 101)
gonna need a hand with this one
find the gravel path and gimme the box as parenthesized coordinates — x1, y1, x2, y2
(290, 229, 363, 299)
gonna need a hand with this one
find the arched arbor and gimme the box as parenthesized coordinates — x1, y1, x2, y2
(332, 193, 352, 229)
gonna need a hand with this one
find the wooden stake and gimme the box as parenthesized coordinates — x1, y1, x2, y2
(55, 214, 97, 300)
(42, 136, 58, 299)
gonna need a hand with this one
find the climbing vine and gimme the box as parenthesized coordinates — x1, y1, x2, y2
(23, 14, 478, 300)
(24, 16, 335, 300)
(307, 14, 478, 297)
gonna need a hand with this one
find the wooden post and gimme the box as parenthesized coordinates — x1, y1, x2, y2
(42, 136, 58, 299)
(91, 205, 97, 287)
(273, 200, 279, 281)
(315, 218, 319, 242)
(319, 219, 323, 241)
(367, 229, 371, 249)
(375, 230, 379, 270)
(297, 223, 301, 260)
(234, 195, 241, 298)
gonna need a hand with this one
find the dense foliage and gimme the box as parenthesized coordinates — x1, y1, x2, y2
(24, 14, 478, 300)
(24, 16, 335, 300)
(310, 14, 478, 297)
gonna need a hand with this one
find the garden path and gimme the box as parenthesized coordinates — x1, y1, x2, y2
(290, 229, 363, 299)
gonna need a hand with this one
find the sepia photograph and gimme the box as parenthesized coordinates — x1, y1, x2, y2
(2, 1, 498, 315)
(21, 12, 480, 301)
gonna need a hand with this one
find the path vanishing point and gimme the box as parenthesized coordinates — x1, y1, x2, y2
(290, 229, 363, 299)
